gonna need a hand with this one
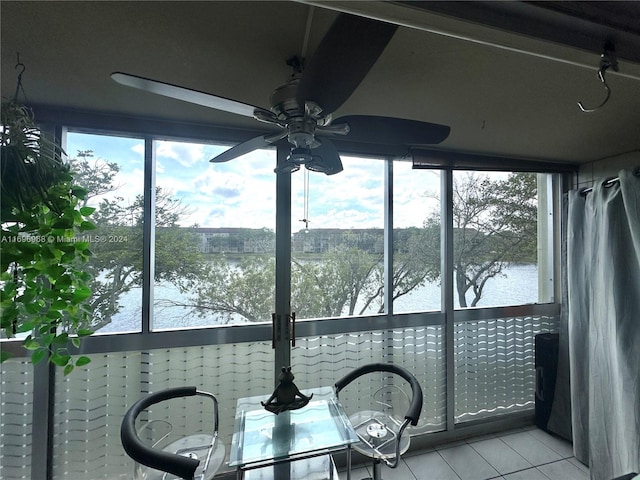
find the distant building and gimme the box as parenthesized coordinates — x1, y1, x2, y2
(291, 228, 384, 254)
(194, 227, 275, 254)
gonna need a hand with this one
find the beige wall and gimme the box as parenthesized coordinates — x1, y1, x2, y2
(576, 150, 640, 190)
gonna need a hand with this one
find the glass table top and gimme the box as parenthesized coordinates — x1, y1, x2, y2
(229, 386, 359, 468)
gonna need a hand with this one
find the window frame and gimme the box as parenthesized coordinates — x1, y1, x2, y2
(1, 109, 567, 479)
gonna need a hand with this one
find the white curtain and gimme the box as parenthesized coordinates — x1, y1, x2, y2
(567, 168, 640, 480)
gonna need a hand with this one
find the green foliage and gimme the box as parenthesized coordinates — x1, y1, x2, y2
(190, 255, 275, 323)
(449, 172, 538, 307)
(293, 245, 381, 318)
(1, 100, 95, 372)
(1, 100, 70, 220)
(69, 151, 204, 331)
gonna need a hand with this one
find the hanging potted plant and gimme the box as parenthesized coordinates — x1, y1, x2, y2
(1, 61, 96, 374)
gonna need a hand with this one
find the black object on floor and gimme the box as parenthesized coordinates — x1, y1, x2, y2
(535, 333, 559, 432)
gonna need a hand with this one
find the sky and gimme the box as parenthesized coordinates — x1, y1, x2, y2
(66, 131, 442, 231)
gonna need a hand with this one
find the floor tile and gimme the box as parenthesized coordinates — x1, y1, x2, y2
(405, 451, 461, 480)
(345, 465, 371, 480)
(498, 431, 562, 466)
(438, 444, 501, 480)
(567, 457, 589, 474)
(537, 459, 590, 480)
(436, 438, 468, 450)
(503, 468, 551, 480)
(380, 459, 416, 480)
(525, 429, 574, 458)
(470, 437, 533, 475)
(466, 433, 498, 444)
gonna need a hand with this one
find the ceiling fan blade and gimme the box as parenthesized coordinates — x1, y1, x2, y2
(210, 135, 278, 163)
(308, 139, 343, 175)
(111, 72, 272, 119)
(334, 115, 451, 145)
(297, 14, 398, 115)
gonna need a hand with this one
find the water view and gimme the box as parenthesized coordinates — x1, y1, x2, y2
(97, 263, 539, 333)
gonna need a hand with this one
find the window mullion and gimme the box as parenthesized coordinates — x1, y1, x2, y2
(384, 158, 394, 315)
(142, 137, 155, 334)
(441, 169, 456, 431)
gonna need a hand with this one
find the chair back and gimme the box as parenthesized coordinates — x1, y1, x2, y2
(334, 362, 423, 426)
(121, 386, 221, 480)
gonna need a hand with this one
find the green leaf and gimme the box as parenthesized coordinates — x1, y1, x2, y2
(73, 241, 90, 250)
(72, 286, 92, 302)
(63, 364, 74, 376)
(1, 350, 13, 363)
(52, 333, 69, 345)
(46, 265, 66, 278)
(77, 329, 94, 337)
(52, 218, 73, 229)
(75, 356, 91, 367)
(51, 299, 68, 310)
(24, 302, 44, 314)
(79, 206, 96, 216)
(45, 310, 62, 320)
(79, 221, 97, 231)
(31, 349, 48, 365)
(24, 338, 40, 350)
(51, 352, 71, 367)
(71, 186, 87, 199)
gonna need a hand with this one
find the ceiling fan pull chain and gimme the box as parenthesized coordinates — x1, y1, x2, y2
(300, 169, 311, 231)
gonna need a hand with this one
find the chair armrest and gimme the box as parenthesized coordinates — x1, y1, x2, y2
(334, 363, 423, 426)
(121, 387, 199, 480)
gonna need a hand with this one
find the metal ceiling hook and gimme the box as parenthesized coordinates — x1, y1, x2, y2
(578, 42, 618, 113)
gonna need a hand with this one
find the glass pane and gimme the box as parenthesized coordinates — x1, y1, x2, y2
(153, 141, 276, 329)
(66, 132, 145, 333)
(451, 171, 553, 309)
(290, 157, 384, 319)
(393, 162, 442, 313)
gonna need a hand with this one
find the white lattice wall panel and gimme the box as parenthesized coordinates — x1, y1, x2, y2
(0, 359, 33, 480)
(51, 342, 273, 480)
(454, 315, 559, 422)
(292, 326, 447, 434)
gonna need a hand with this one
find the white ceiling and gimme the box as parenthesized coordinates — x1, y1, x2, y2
(2, 1, 640, 165)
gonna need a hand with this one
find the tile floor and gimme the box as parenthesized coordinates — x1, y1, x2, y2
(343, 426, 588, 480)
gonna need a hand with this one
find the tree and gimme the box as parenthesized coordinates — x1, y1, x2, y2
(292, 245, 381, 318)
(122, 171, 538, 325)
(186, 255, 275, 323)
(448, 172, 538, 307)
(70, 152, 203, 331)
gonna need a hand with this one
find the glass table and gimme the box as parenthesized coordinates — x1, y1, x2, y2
(230, 387, 359, 480)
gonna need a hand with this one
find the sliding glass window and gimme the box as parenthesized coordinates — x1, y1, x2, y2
(153, 140, 276, 329)
(392, 161, 442, 313)
(290, 156, 385, 320)
(451, 171, 553, 309)
(64, 131, 145, 334)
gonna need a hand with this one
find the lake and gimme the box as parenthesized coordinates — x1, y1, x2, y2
(97, 263, 540, 333)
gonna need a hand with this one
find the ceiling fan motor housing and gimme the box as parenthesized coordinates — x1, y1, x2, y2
(270, 76, 303, 121)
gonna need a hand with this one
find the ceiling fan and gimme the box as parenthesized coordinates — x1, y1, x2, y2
(112, 12, 450, 175)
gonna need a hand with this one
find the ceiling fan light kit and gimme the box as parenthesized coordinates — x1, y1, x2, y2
(111, 12, 450, 175)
